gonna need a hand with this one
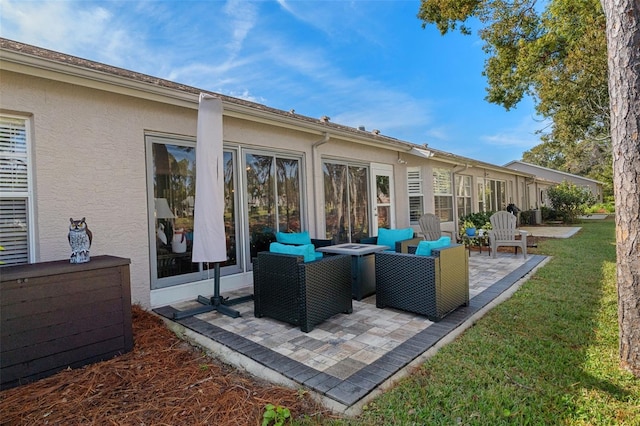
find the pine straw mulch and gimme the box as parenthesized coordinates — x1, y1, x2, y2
(0, 306, 334, 425)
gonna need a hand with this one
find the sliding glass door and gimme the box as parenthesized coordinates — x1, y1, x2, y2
(147, 136, 240, 289)
(323, 161, 370, 243)
(245, 152, 302, 268)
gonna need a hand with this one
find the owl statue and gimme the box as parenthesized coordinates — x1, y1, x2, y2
(68, 217, 93, 263)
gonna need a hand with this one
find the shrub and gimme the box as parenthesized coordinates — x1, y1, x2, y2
(546, 181, 596, 223)
(459, 212, 494, 230)
(585, 201, 615, 214)
(541, 206, 561, 222)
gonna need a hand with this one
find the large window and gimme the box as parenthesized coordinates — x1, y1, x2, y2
(148, 136, 240, 289)
(0, 115, 31, 266)
(478, 178, 506, 212)
(433, 168, 453, 221)
(323, 161, 369, 243)
(455, 175, 472, 218)
(246, 152, 302, 263)
(407, 168, 423, 223)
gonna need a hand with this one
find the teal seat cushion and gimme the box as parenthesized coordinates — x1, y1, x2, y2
(377, 227, 414, 251)
(415, 236, 452, 256)
(275, 231, 312, 245)
(269, 242, 316, 262)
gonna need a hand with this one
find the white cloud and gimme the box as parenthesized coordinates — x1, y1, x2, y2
(481, 116, 547, 149)
(0, 0, 141, 67)
(276, 0, 386, 46)
(223, 0, 258, 58)
(422, 126, 451, 142)
(0, 0, 453, 148)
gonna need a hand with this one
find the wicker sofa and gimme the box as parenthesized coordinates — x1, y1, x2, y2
(374, 244, 469, 321)
(253, 252, 353, 332)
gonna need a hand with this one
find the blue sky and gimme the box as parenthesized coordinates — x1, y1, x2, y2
(0, 0, 546, 165)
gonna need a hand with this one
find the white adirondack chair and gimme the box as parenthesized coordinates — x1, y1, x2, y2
(488, 211, 528, 259)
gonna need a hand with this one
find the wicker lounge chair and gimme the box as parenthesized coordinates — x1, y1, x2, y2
(488, 211, 528, 259)
(375, 244, 469, 321)
(253, 252, 352, 332)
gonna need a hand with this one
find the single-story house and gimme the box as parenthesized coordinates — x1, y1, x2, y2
(1, 38, 536, 308)
(504, 160, 605, 204)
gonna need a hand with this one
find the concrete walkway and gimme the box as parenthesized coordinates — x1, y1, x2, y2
(520, 226, 582, 238)
(154, 252, 547, 415)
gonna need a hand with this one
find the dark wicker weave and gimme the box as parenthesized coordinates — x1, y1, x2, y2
(253, 252, 353, 332)
(375, 244, 469, 321)
(310, 238, 333, 248)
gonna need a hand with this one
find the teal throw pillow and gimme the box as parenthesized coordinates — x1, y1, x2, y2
(377, 227, 414, 251)
(269, 242, 316, 262)
(275, 231, 312, 245)
(415, 236, 452, 256)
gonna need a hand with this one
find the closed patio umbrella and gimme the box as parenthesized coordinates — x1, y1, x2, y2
(173, 93, 245, 319)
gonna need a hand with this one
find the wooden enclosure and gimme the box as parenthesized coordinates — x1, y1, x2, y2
(1, 256, 133, 389)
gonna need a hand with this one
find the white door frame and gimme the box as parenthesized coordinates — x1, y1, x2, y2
(370, 163, 395, 236)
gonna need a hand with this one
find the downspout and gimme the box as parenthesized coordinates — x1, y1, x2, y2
(451, 164, 471, 236)
(312, 132, 330, 237)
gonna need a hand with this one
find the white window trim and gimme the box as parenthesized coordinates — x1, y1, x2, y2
(0, 113, 35, 264)
(455, 174, 473, 218)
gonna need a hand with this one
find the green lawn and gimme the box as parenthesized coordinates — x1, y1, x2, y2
(302, 218, 639, 425)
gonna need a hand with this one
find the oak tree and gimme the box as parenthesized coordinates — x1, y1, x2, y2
(419, 0, 612, 195)
(418, 0, 639, 376)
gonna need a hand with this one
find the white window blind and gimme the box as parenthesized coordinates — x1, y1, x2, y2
(407, 169, 422, 195)
(0, 115, 30, 265)
(433, 168, 453, 221)
(433, 168, 452, 195)
(407, 168, 423, 223)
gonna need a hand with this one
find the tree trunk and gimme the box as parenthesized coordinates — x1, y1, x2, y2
(602, 0, 640, 377)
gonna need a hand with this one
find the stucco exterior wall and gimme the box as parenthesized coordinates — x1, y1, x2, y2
(1, 69, 198, 306)
(1, 69, 406, 308)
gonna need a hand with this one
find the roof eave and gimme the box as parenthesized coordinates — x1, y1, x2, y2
(0, 43, 412, 153)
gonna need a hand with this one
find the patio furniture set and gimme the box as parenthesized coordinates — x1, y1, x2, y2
(252, 227, 467, 332)
(252, 211, 528, 333)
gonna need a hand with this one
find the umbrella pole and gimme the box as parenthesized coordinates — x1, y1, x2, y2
(173, 262, 249, 319)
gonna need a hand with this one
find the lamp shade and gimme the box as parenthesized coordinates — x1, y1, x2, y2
(154, 198, 175, 219)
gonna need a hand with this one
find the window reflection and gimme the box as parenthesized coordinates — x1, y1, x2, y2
(153, 143, 199, 279)
(246, 153, 276, 260)
(277, 158, 301, 233)
(323, 162, 369, 243)
(246, 153, 302, 262)
(222, 151, 237, 268)
(376, 175, 391, 229)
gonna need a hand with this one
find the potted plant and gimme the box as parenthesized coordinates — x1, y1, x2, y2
(462, 220, 476, 237)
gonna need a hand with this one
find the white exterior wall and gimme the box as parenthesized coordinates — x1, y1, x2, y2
(1, 69, 405, 308)
(1, 69, 198, 306)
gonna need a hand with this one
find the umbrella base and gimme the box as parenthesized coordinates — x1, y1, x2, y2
(172, 263, 253, 320)
(172, 294, 253, 320)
